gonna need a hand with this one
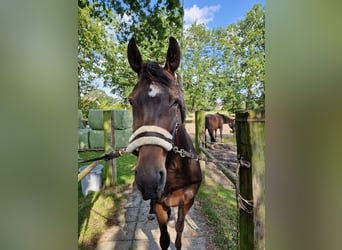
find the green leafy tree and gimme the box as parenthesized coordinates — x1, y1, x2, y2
(80, 89, 122, 118)
(78, 0, 184, 107)
(222, 4, 265, 110)
(105, 0, 183, 106)
(100, 0, 183, 45)
(78, 1, 264, 112)
(182, 23, 214, 111)
(181, 4, 264, 112)
(78, 3, 118, 106)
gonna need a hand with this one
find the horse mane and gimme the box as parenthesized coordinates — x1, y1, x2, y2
(142, 61, 186, 122)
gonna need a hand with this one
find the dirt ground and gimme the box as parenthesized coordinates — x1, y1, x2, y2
(184, 122, 237, 189)
(184, 122, 238, 248)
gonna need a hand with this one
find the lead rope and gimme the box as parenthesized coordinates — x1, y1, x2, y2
(77, 149, 126, 163)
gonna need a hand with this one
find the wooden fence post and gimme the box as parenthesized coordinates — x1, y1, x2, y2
(195, 110, 206, 183)
(236, 110, 265, 250)
(103, 110, 117, 187)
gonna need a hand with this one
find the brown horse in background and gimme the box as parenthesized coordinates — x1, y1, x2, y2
(127, 37, 202, 250)
(205, 112, 235, 142)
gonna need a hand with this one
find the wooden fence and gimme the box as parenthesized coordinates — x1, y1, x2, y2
(78, 110, 132, 187)
(195, 110, 265, 250)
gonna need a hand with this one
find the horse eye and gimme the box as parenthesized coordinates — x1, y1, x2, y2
(128, 98, 135, 107)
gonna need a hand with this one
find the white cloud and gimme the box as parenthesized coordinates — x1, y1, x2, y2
(184, 4, 220, 28)
(121, 13, 133, 26)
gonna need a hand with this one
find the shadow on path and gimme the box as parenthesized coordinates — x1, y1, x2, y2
(96, 184, 209, 250)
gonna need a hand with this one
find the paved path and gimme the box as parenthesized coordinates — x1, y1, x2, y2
(96, 184, 209, 250)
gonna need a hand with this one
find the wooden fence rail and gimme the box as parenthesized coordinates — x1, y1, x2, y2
(78, 160, 99, 182)
(199, 146, 237, 185)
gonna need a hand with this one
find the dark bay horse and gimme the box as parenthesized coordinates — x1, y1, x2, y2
(126, 37, 202, 250)
(205, 112, 235, 142)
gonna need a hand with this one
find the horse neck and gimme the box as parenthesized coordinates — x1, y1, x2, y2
(222, 115, 232, 124)
(165, 123, 202, 188)
(168, 124, 194, 162)
(174, 123, 193, 151)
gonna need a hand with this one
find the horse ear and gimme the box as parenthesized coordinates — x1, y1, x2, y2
(127, 38, 143, 74)
(164, 37, 181, 73)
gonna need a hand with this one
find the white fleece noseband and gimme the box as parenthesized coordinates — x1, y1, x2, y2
(126, 125, 173, 153)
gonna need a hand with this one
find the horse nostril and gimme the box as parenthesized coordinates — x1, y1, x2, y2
(136, 182, 144, 194)
(158, 170, 166, 188)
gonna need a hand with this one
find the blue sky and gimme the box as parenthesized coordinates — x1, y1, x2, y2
(183, 0, 265, 29)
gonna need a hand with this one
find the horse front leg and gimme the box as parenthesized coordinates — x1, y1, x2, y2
(154, 202, 170, 250)
(175, 199, 194, 250)
(208, 129, 216, 142)
(220, 127, 223, 142)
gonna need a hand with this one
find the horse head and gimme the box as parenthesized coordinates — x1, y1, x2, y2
(217, 112, 235, 132)
(126, 37, 185, 200)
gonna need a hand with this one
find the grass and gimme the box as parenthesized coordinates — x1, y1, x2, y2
(78, 151, 137, 250)
(197, 173, 238, 249)
(222, 135, 237, 144)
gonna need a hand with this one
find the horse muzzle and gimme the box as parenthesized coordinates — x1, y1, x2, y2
(134, 145, 167, 200)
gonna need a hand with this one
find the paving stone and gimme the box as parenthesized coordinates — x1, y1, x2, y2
(96, 184, 208, 250)
(96, 239, 132, 250)
(125, 190, 144, 208)
(99, 222, 135, 241)
(132, 239, 164, 250)
(116, 207, 140, 222)
(134, 221, 160, 240)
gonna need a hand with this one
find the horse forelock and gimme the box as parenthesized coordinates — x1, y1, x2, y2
(137, 61, 186, 123)
(142, 62, 171, 86)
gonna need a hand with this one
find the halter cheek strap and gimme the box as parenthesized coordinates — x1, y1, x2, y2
(126, 125, 173, 153)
